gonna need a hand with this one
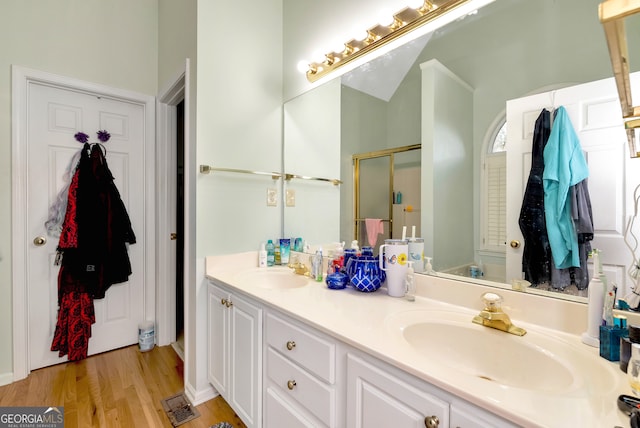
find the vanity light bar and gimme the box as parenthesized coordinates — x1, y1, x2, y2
(599, 0, 640, 157)
(306, 0, 478, 83)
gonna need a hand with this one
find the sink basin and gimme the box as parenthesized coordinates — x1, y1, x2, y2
(234, 268, 308, 289)
(385, 310, 616, 394)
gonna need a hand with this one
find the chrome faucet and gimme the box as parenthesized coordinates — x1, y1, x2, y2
(472, 292, 526, 336)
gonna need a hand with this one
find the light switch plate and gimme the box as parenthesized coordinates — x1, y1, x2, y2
(286, 189, 296, 207)
(267, 188, 277, 206)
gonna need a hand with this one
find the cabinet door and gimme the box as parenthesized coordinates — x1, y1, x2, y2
(208, 284, 229, 397)
(347, 354, 449, 428)
(229, 294, 263, 428)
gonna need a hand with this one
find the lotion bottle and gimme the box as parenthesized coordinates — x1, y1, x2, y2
(258, 242, 267, 268)
(582, 250, 605, 347)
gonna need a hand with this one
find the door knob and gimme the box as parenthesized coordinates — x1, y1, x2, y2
(33, 236, 47, 246)
(510, 240, 520, 249)
(170, 233, 177, 240)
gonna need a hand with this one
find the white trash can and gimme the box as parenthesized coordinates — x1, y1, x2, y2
(138, 320, 155, 352)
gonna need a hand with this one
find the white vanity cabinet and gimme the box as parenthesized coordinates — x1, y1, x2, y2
(346, 351, 517, 428)
(347, 352, 448, 428)
(207, 281, 262, 428)
(263, 310, 344, 427)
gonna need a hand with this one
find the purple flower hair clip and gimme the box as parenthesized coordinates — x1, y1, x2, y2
(74, 132, 89, 144)
(97, 130, 111, 142)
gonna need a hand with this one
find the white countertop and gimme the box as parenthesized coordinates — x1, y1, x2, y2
(205, 252, 632, 428)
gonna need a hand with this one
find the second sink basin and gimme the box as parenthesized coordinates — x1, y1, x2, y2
(233, 267, 309, 289)
(385, 309, 617, 394)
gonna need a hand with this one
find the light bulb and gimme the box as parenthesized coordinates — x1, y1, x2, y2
(297, 60, 310, 74)
(332, 41, 346, 54)
(311, 51, 325, 64)
(406, 0, 424, 9)
(378, 9, 394, 26)
(352, 30, 369, 41)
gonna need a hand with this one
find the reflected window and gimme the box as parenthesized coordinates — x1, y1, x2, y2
(481, 119, 507, 252)
(491, 122, 507, 153)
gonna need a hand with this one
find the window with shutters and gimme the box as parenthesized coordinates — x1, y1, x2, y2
(481, 121, 507, 253)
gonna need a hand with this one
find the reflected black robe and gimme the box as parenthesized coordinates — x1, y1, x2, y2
(519, 109, 553, 286)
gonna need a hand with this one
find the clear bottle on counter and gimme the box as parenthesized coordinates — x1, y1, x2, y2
(628, 342, 640, 395)
(311, 247, 323, 282)
(266, 240, 275, 267)
(274, 241, 281, 265)
(405, 261, 415, 301)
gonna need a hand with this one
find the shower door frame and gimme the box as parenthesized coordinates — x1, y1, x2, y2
(353, 144, 421, 243)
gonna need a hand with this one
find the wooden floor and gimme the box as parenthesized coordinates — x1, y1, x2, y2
(0, 345, 246, 428)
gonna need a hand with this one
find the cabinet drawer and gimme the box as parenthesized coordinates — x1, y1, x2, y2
(266, 348, 335, 426)
(266, 312, 335, 383)
(265, 386, 318, 428)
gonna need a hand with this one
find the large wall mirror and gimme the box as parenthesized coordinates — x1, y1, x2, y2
(282, 0, 640, 305)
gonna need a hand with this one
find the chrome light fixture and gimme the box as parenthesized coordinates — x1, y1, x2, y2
(305, 0, 495, 83)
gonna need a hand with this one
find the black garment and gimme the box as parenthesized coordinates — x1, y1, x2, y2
(519, 109, 553, 286)
(63, 143, 136, 299)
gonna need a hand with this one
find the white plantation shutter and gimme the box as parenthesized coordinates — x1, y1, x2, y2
(482, 153, 507, 251)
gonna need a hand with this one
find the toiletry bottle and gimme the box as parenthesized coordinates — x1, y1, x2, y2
(581, 250, 605, 347)
(332, 242, 345, 272)
(312, 247, 324, 282)
(351, 240, 360, 256)
(280, 238, 291, 265)
(258, 242, 267, 268)
(628, 343, 640, 395)
(405, 261, 415, 301)
(425, 257, 433, 274)
(266, 240, 275, 267)
(275, 242, 281, 265)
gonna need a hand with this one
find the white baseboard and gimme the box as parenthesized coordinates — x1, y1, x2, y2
(0, 372, 14, 387)
(185, 381, 218, 406)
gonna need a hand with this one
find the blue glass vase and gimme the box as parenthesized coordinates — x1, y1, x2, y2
(349, 257, 383, 292)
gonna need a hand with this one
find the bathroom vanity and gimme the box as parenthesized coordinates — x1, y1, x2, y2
(206, 252, 631, 427)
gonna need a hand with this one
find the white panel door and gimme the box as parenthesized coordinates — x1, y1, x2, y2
(27, 82, 147, 369)
(506, 73, 640, 297)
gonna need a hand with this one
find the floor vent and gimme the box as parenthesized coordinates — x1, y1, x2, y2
(161, 392, 201, 427)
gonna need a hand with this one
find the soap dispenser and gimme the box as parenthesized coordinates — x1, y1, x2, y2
(424, 257, 434, 274)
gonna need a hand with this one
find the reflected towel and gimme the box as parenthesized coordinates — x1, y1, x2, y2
(365, 218, 384, 247)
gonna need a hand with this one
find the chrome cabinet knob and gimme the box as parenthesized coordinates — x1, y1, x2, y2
(424, 415, 440, 428)
(287, 380, 296, 390)
(33, 236, 47, 246)
(286, 341, 296, 351)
